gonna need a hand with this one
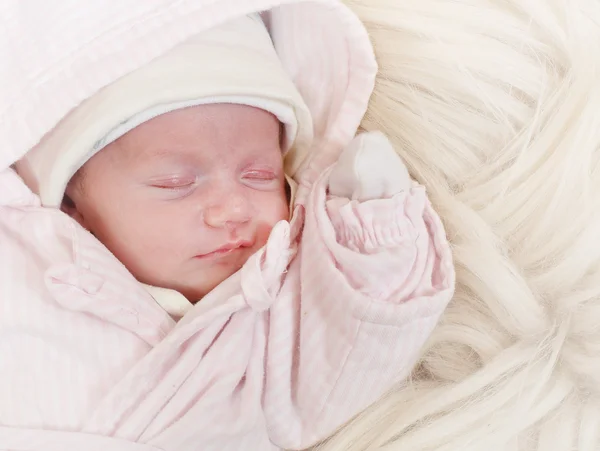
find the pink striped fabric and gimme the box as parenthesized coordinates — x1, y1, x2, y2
(0, 1, 455, 450)
(0, 162, 453, 450)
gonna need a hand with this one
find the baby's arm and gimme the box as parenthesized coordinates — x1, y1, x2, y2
(265, 133, 455, 448)
(324, 131, 452, 302)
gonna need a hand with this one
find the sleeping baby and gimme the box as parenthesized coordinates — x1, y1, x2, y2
(8, 13, 455, 451)
(58, 102, 419, 316)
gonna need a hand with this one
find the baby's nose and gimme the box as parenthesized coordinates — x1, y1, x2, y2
(204, 194, 251, 229)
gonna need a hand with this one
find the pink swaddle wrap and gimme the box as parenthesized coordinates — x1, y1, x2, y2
(0, 1, 455, 450)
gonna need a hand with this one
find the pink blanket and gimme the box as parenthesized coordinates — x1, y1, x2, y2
(0, 1, 455, 450)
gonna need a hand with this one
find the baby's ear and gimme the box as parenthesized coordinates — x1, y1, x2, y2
(62, 171, 91, 229)
(60, 193, 87, 229)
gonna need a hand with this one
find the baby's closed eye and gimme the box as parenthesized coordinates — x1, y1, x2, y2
(149, 174, 197, 190)
(242, 169, 278, 181)
(240, 163, 284, 191)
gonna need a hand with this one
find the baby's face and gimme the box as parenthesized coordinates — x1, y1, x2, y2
(66, 104, 289, 301)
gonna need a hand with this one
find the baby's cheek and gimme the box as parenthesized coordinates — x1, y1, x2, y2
(255, 221, 277, 249)
(113, 210, 175, 267)
(140, 212, 185, 250)
(255, 195, 289, 244)
(263, 192, 288, 219)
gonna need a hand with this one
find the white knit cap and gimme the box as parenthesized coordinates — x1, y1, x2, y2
(16, 14, 313, 207)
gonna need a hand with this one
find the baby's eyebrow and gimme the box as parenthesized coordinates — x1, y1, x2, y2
(133, 147, 192, 165)
(110, 140, 185, 168)
(145, 147, 180, 160)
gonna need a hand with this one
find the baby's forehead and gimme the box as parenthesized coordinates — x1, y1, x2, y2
(90, 104, 283, 170)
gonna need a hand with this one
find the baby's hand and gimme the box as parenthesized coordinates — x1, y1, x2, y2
(327, 131, 411, 202)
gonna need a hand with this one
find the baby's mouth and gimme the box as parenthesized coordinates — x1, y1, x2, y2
(195, 239, 253, 260)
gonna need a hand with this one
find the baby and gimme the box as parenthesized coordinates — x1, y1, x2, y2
(9, 13, 454, 451)
(60, 102, 412, 313)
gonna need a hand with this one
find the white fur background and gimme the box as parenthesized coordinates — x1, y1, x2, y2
(315, 0, 600, 450)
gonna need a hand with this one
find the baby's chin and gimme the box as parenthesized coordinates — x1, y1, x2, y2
(179, 287, 212, 304)
(155, 262, 246, 303)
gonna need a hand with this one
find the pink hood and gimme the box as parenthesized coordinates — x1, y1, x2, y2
(1, 0, 377, 200)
